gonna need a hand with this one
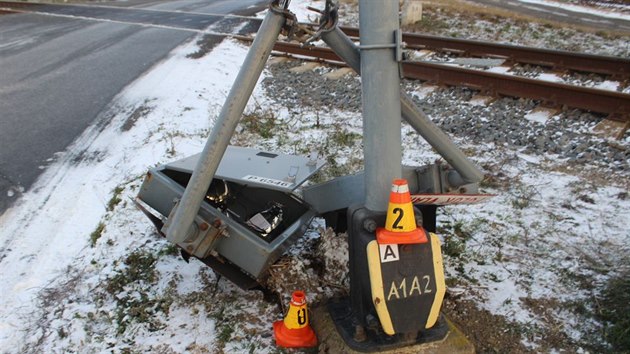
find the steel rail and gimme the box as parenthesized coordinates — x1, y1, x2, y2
(401, 61, 629, 120)
(338, 26, 630, 79)
(269, 42, 630, 122)
(3, 0, 626, 78)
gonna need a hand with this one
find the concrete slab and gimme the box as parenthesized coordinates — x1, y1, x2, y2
(593, 119, 629, 140)
(324, 67, 356, 80)
(401, 0, 423, 27)
(452, 58, 506, 67)
(413, 50, 433, 59)
(268, 56, 291, 66)
(524, 106, 559, 124)
(469, 94, 497, 106)
(289, 62, 321, 73)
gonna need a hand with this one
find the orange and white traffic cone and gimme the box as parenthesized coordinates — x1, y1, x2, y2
(273, 290, 317, 348)
(376, 178, 428, 244)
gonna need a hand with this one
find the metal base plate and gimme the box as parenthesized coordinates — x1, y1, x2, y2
(326, 297, 449, 352)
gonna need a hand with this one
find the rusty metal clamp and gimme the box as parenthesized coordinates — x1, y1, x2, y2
(270, 0, 298, 40)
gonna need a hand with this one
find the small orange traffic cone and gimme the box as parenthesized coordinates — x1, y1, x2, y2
(376, 178, 428, 244)
(273, 291, 317, 348)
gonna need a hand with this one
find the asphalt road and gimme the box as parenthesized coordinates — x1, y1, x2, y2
(470, 0, 630, 33)
(0, 0, 263, 214)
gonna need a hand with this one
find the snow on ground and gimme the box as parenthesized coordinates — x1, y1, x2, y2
(1, 0, 629, 353)
(517, 0, 630, 20)
(537, 72, 563, 82)
(439, 153, 630, 344)
(524, 109, 552, 124)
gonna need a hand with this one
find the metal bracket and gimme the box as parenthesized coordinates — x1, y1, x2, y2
(303, 0, 339, 46)
(163, 200, 225, 259)
(357, 43, 396, 50)
(415, 162, 480, 194)
(270, 0, 298, 40)
(395, 29, 403, 62)
(357, 29, 404, 63)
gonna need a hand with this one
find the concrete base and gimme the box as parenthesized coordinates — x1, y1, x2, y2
(289, 62, 321, 73)
(593, 119, 629, 140)
(310, 306, 475, 354)
(268, 56, 291, 66)
(469, 94, 497, 106)
(401, 0, 423, 27)
(324, 67, 356, 80)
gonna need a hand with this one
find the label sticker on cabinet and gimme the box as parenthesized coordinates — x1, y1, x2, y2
(243, 175, 294, 188)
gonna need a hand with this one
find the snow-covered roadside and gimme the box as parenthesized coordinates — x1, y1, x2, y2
(0, 2, 322, 352)
(0, 35, 267, 352)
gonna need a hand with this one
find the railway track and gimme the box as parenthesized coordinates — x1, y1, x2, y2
(2, 1, 629, 123)
(269, 41, 630, 123)
(338, 26, 630, 79)
(2, 2, 628, 80)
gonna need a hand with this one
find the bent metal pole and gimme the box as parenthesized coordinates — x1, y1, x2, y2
(165, 3, 287, 245)
(321, 26, 484, 184)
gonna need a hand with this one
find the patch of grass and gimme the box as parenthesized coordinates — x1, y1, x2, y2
(107, 186, 124, 212)
(439, 218, 477, 259)
(90, 222, 106, 247)
(114, 294, 172, 335)
(577, 194, 595, 204)
(510, 184, 535, 209)
(241, 108, 278, 139)
(217, 323, 234, 344)
(443, 235, 466, 258)
(157, 243, 180, 257)
(330, 126, 360, 147)
(453, 220, 472, 239)
(479, 174, 501, 189)
(204, 302, 240, 350)
(598, 273, 630, 352)
(511, 197, 530, 209)
(103, 250, 174, 335)
(106, 250, 157, 295)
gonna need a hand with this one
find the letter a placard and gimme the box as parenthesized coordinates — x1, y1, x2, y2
(379, 244, 399, 263)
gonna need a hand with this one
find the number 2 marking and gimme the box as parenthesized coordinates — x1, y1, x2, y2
(392, 208, 404, 229)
